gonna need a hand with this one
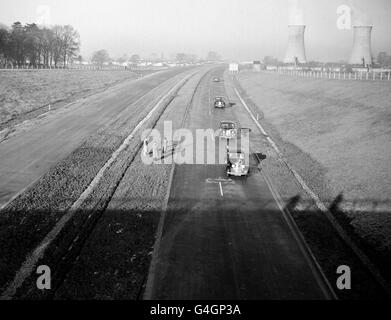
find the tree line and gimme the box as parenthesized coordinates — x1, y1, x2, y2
(0, 22, 80, 68)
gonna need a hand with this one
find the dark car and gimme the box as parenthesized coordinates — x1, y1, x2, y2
(219, 121, 237, 139)
(214, 97, 226, 109)
(226, 151, 249, 177)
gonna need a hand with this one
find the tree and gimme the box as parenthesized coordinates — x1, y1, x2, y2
(10, 22, 26, 66)
(92, 49, 110, 67)
(40, 27, 55, 67)
(130, 54, 140, 63)
(0, 22, 81, 68)
(60, 25, 80, 66)
(0, 26, 10, 67)
(24, 23, 41, 67)
(176, 53, 187, 62)
(117, 54, 128, 64)
(51, 25, 64, 67)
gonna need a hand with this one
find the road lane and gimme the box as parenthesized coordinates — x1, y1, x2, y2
(148, 67, 333, 300)
(0, 68, 193, 209)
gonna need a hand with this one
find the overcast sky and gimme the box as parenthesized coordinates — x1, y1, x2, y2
(0, 0, 390, 62)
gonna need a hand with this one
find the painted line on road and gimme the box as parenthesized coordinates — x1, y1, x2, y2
(219, 182, 224, 197)
(234, 85, 391, 298)
(0, 70, 198, 300)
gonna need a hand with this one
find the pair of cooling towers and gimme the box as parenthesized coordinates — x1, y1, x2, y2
(284, 25, 373, 66)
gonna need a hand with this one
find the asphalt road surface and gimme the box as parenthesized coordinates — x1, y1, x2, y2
(147, 67, 335, 300)
(0, 68, 192, 210)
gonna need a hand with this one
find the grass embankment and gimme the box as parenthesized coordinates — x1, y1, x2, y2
(235, 72, 391, 296)
(0, 69, 140, 131)
(0, 72, 190, 295)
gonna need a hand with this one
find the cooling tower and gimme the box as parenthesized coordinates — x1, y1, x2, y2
(284, 25, 307, 64)
(349, 26, 373, 66)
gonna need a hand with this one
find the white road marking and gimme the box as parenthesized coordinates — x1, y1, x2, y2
(219, 181, 224, 197)
(206, 178, 234, 184)
(0, 71, 197, 300)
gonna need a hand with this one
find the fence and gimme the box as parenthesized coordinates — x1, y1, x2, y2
(274, 68, 391, 82)
(0, 64, 129, 71)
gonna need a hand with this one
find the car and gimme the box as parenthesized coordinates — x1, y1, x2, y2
(226, 151, 249, 177)
(214, 97, 226, 109)
(213, 78, 220, 82)
(219, 121, 237, 139)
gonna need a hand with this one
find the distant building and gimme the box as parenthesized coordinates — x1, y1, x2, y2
(377, 52, 391, 67)
(266, 65, 278, 71)
(229, 63, 239, 73)
(253, 61, 261, 72)
(263, 56, 281, 68)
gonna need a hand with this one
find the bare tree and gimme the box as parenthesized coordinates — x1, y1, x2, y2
(91, 49, 110, 67)
(60, 25, 80, 66)
(0, 22, 81, 68)
(0, 26, 10, 67)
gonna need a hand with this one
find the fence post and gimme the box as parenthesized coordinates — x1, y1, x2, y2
(373, 72, 375, 80)
(388, 73, 390, 81)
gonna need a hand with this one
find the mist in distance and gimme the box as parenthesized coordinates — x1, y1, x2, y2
(0, 0, 390, 62)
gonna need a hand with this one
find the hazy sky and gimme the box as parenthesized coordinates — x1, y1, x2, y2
(1, 0, 390, 61)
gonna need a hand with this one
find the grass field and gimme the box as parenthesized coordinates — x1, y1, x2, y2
(0, 70, 140, 130)
(0, 69, 196, 297)
(236, 71, 391, 265)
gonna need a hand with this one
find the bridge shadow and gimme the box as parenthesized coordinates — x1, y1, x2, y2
(284, 193, 391, 301)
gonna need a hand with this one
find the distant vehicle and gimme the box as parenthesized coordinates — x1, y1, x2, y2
(214, 97, 226, 109)
(226, 151, 249, 177)
(219, 121, 237, 139)
(213, 77, 220, 82)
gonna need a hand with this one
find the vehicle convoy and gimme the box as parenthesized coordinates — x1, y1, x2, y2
(226, 150, 249, 177)
(214, 97, 226, 109)
(219, 121, 237, 139)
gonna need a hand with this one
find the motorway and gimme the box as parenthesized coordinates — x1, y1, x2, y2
(0, 68, 192, 210)
(146, 67, 335, 300)
(0, 65, 336, 300)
